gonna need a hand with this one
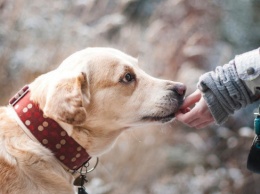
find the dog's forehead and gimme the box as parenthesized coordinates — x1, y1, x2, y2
(95, 49, 137, 66)
(86, 49, 138, 73)
(58, 48, 138, 74)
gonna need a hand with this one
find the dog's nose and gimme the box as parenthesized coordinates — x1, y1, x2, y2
(173, 83, 186, 96)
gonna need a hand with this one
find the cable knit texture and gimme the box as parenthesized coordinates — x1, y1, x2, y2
(198, 60, 255, 124)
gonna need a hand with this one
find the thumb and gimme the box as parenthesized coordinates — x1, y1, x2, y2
(180, 89, 201, 109)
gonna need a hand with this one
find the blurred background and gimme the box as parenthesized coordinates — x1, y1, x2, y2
(1, 0, 260, 193)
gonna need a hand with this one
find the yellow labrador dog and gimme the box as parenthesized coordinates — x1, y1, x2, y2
(0, 47, 186, 194)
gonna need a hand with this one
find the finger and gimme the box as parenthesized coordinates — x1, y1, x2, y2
(188, 117, 214, 128)
(176, 113, 197, 128)
(194, 120, 214, 129)
(180, 89, 201, 109)
(176, 114, 207, 128)
(178, 107, 191, 114)
(176, 110, 199, 124)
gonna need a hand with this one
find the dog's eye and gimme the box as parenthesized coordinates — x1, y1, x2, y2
(122, 73, 135, 83)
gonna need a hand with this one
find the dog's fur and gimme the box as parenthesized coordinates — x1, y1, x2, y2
(0, 48, 185, 194)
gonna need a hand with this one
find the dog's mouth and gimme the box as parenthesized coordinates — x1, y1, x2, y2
(141, 99, 184, 123)
(142, 112, 175, 123)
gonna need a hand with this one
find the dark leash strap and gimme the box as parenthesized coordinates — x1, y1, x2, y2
(247, 106, 260, 173)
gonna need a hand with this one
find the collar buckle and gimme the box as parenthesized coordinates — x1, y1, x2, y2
(9, 85, 30, 106)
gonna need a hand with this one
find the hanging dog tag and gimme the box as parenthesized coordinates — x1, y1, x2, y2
(73, 175, 88, 186)
(74, 175, 89, 194)
(73, 158, 99, 194)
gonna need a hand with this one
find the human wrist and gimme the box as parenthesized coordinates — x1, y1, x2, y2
(198, 73, 230, 125)
(202, 90, 229, 125)
(197, 60, 254, 125)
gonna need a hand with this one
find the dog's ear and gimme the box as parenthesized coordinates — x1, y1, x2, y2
(43, 72, 90, 125)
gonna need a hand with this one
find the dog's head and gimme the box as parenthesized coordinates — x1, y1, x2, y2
(30, 48, 186, 155)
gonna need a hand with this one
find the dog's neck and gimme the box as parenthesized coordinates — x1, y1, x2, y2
(9, 85, 91, 171)
(27, 71, 125, 158)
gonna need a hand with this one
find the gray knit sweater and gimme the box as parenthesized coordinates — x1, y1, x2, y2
(198, 48, 260, 125)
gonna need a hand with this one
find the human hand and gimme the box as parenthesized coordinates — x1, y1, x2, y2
(176, 89, 215, 129)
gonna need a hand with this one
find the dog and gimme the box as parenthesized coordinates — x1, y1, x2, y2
(0, 47, 186, 194)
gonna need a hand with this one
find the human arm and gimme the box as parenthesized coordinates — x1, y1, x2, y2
(176, 48, 260, 128)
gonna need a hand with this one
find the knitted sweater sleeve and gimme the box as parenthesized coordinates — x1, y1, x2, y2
(198, 48, 260, 125)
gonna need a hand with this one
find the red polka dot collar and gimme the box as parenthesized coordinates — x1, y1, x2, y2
(9, 86, 91, 171)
